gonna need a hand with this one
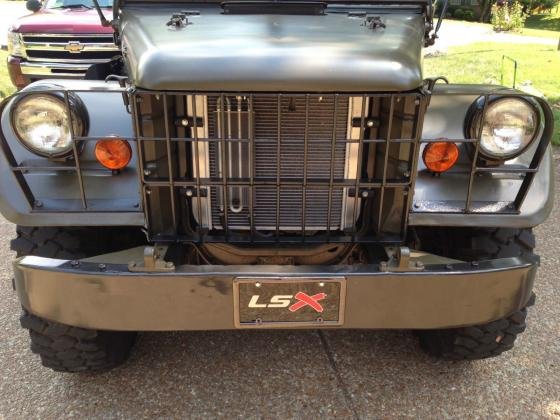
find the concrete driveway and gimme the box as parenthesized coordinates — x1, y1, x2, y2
(0, 151, 558, 417)
(0, 1, 27, 46)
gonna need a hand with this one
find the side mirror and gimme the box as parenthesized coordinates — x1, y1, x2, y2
(26, 0, 42, 12)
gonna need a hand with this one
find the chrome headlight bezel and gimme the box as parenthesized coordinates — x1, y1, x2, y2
(10, 91, 89, 159)
(465, 95, 541, 162)
(7, 30, 26, 58)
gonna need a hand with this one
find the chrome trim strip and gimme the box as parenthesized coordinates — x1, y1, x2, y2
(24, 42, 119, 52)
(21, 33, 115, 38)
(342, 96, 365, 230)
(20, 62, 91, 76)
(25, 57, 116, 64)
(189, 94, 213, 229)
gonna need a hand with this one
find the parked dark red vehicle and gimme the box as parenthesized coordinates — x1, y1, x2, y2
(7, 0, 120, 89)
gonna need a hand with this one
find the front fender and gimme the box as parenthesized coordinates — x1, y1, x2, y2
(412, 83, 554, 228)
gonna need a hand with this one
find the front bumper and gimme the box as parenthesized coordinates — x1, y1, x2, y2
(13, 250, 537, 332)
(8, 55, 96, 87)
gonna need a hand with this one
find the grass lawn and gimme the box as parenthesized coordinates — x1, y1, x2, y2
(525, 7, 560, 32)
(443, 17, 560, 39)
(424, 42, 560, 145)
(0, 50, 15, 99)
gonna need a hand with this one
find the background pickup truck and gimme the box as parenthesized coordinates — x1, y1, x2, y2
(6, 0, 120, 89)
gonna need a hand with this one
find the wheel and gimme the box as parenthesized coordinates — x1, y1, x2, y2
(10, 226, 147, 258)
(414, 227, 536, 262)
(415, 227, 537, 360)
(418, 297, 534, 360)
(21, 310, 136, 372)
(12, 226, 146, 372)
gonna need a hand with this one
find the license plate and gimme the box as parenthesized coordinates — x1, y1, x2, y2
(233, 277, 346, 328)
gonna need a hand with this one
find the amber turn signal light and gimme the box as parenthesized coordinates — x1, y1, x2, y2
(422, 141, 459, 173)
(95, 138, 132, 170)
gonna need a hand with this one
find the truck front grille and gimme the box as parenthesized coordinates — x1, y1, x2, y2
(206, 95, 349, 231)
(22, 33, 120, 65)
(134, 91, 427, 244)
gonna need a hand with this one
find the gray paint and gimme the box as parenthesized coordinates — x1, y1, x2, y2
(120, 5, 426, 92)
(0, 80, 145, 226)
(410, 85, 555, 227)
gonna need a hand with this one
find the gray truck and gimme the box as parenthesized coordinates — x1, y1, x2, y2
(0, 0, 554, 372)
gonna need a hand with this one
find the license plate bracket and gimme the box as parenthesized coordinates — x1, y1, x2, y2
(233, 277, 346, 328)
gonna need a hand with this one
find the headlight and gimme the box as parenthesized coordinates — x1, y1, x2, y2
(467, 97, 539, 161)
(7, 31, 26, 58)
(11, 93, 88, 158)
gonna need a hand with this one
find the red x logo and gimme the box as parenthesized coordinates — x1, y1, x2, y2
(289, 292, 327, 313)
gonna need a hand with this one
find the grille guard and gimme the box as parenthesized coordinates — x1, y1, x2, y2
(0, 86, 554, 242)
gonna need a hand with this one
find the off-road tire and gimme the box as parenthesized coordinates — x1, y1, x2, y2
(21, 310, 136, 372)
(415, 227, 535, 262)
(12, 226, 145, 372)
(418, 296, 534, 360)
(416, 227, 537, 360)
(10, 226, 146, 259)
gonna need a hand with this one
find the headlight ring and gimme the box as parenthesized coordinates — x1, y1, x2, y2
(465, 95, 540, 162)
(10, 91, 89, 159)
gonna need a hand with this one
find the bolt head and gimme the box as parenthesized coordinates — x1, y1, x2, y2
(255, 282, 261, 288)
(366, 120, 374, 128)
(181, 118, 190, 127)
(319, 282, 325, 287)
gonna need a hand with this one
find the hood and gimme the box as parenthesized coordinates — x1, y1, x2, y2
(11, 8, 113, 34)
(121, 5, 426, 92)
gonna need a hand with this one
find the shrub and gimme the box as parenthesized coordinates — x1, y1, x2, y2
(463, 9, 476, 20)
(453, 8, 465, 19)
(491, 1, 526, 31)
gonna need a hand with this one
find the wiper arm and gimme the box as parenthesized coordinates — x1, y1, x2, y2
(51, 3, 93, 9)
(91, 0, 112, 27)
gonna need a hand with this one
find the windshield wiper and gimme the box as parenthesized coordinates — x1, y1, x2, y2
(51, 4, 93, 9)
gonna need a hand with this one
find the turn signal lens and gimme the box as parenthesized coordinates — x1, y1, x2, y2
(95, 138, 132, 170)
(422, 141, 459, 173)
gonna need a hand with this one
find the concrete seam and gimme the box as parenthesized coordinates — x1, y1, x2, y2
(318, 330, 360, 420)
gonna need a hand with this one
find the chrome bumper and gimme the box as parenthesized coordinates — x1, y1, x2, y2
(13, 249, 537, 332)
(20, 61, 94, 78)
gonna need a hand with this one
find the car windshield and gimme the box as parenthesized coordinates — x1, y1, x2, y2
(45, 0, 113, 9)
